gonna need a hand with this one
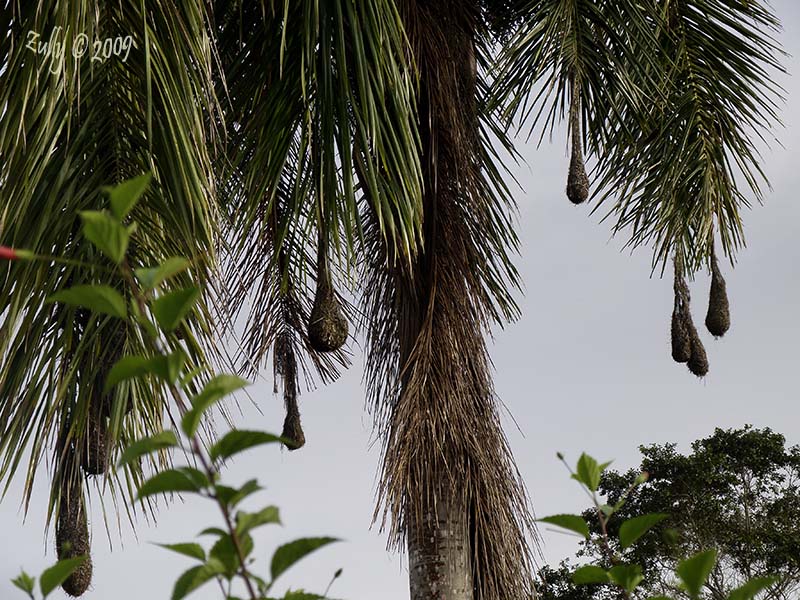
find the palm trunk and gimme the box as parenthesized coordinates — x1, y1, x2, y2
(408, 483, 473, 599)
(401, 4, 476, 597)
(367, 3, 536, 600)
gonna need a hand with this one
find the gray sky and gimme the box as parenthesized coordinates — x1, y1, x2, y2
(2, 3, 799, 599)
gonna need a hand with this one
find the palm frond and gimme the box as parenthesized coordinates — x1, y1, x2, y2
(593, 0, 785, 273)
(492, 0, 662, 152)
(214, 0, 423, 433)
(0, 0, 222, 530)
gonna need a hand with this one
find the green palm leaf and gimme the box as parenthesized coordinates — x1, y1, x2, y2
(593, 0, 785, 273)
(0, 1, 222, 525)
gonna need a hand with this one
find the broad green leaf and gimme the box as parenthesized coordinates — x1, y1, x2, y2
(235, 505, 281, 536)
(104, 351, 186, 392)
(209, 431, 282, 462)
(105, 172, 152, 220)
(138, 468, 209, 500)
(282, 593, 326, 600)
(118, 431, 177, 468)
(152, 287, 200, 332)
(156, 543, 206, 562)
(135, 256, 190, 290)
(271, 538, 338, 582)
(215, 479, 262, 509)
(263, 592, 326, 600)
(105, 355, 154, 392)
(609, 564, 644, 595)
(210, 533, 254, 577)
(182, 375, 249, 437)
(572, 454, 606, 491)
(151, 350, 188, 384)
(251, 573, 269, 594)
(619, 513, 669, 549)
(573, 565, 610, 584)
(49, 285, 127, 319)
(729, 577, 778, 600)
(171, 563, 221, 600)
(677, 549, 718, 598)
(198, 527, 228, 538)
(599, 504, 615, 516)
(11, 571, 35, 596)
(79, 210, 132, 264)
(40, 557, 87, 598)
(538, 514, 590, 539)
(228, 479, 263, 507)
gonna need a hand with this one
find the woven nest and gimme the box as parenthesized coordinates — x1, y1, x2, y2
(81, 406, 108, 476)
(672, 259, 709, 377)
(566, 87, 589, 205)
(687, 325, 709, 378)
(671, 309, 691, 363)
(671, 272, 692, 363)
(308, 282, 348, 353)
(281, 409, 305, 451)
(705, 250, 730, 337)
(56, 482, 92, 596)
(566, 153, 590, 204)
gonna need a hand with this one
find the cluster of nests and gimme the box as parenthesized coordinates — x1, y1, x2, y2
(563, 82, 730, 378)
(55, 318, 127, 596)
(670, 247, 730, 377)
(55, 258, 350, 596)
(55, 415, 108, 596)
(280, 248, 349, 452)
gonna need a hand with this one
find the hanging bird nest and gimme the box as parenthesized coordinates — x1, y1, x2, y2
(56, 477, 92, 597)
(705, 243, 730, 337)
(308, 282, 348, 352)
(671, 269, 692, 363)
(308, 236, 348, 353)
(671, 257, 709, 377)
(566, 76, 589, 205)
(274, 334, 305, 451)
(81, 401, 108, 476)
(281, 407, 306, 451)
(687, 325, 710, 377)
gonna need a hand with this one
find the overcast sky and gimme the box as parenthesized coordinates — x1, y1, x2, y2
(2, 3, 799, 599)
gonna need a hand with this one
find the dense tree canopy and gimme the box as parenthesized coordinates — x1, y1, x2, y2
(541, 427, 800, 600)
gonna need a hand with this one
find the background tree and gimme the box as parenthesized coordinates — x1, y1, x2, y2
(539, 427, 800, 600)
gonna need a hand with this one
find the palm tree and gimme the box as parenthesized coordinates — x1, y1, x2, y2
(0, 1, 785, 599)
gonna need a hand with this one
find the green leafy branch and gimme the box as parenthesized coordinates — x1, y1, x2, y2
(540, 452, 779, 600)
(7, 174, 341, 600)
